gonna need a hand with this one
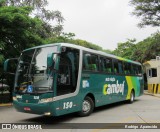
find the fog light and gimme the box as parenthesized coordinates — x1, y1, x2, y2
(44, 112, 51, 116)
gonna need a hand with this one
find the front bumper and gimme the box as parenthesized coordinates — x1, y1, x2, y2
(13, 100, 56, 116)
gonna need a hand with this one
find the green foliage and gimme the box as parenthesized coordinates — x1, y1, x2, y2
(0, 6, 44, 62)
(112, 31, 160, 63)
(130, 0, 160, 27)
(45, 34, 103, 51)
(3, 0, 64, 23)
(133, 31, 160, 62)
(112, 39, 137, 59)
(1, 0, 64, 38)
(0, 1, 65, 69)
(102, 49, 112, 54)
(69, 39, 103, 51)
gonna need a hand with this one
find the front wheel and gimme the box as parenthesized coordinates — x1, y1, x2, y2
(78, 96, 94, 117)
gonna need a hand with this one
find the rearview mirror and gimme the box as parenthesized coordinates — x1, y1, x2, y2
(4, 58, 18, 74)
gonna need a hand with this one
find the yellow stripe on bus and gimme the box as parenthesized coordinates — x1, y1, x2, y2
(126, 76, 134, 100)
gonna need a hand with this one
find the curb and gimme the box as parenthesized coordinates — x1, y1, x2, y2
(0, 103, 13, 107)
(144, 92, 160, 98)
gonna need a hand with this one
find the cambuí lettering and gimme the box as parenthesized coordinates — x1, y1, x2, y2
(103, 80, 125, 95)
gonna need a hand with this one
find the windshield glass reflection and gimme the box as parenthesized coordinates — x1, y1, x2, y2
(15, 46, 58, 94)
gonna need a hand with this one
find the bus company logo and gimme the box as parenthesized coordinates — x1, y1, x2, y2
(103, 80, 125, 95)
(83, 80, 90, 88)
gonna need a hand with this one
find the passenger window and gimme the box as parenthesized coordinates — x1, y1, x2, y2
(132, 65, 137, 75)
(118, 61, 123, 74)
(132, 65, 142, 76)
(113, 60, 124, 74)
(83, 53, 99, 71)
(138, 66, 142, 76)
(100, 57, 113, 73)
(124, 62, 132, 75)
(113, 60, 119, 74)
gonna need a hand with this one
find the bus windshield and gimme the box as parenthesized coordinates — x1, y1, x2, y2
(14, 46, 58, 94)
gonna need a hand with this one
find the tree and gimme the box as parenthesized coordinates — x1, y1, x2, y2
(3, 0, 64, 23)
(112, 31, 160, 63)
(140, 31, 160, 62)
(0, 5, 50, 101)
(132, 32, 160, 63)
(0, 6, 45, 61)
(0, 0, 65, 61)
(45, 34, 104, 51)
(112, 39, 137, 59)
(130, 0, 160, 27)
(102, 49, 112, 54)
(2, 0, 64, 37)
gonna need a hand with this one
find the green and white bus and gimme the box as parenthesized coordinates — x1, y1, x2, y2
(6, 43, 144, 116)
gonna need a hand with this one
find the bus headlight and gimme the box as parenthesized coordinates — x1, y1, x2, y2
(44, 112, 51, 116)
(13, 96, 17, 101)
(38, 98, 53, 103)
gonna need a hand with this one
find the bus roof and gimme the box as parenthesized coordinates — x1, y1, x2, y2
(23, 43, 141, 65)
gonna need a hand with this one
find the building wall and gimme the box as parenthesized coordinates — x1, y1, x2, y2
(143, 59, 160, 94)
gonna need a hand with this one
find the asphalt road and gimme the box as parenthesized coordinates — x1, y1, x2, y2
(0, 94, 160, 132)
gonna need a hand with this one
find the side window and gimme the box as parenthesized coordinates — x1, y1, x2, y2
(124, 62, 132, 75)
(113, 60, 119, 74)
(100, 57, 113, 73)
(132, 64, 142, 76)
(132, 64, 138, 75)
(118, 61, 123, 74)
(148, 68, 157, 77)
(138, 66, 142, 76)
(83, 53, 99, 71)
(113, 60, 124, 74)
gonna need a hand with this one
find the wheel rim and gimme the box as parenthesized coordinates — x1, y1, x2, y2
(131, 92, 134, 102)
(82, 100, 91, 113)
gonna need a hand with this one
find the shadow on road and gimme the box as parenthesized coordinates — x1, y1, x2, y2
(20, 99, 140, 125)
(21, 113, 77, 124)
(94, 99, 139, 114)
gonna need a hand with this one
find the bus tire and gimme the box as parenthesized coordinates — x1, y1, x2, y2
(78, 96, 94, 117)
(128, 90, 135, 103)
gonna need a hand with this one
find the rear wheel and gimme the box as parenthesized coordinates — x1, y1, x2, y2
(128, 90, 135, 103)
(78, 96, 94, 117)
